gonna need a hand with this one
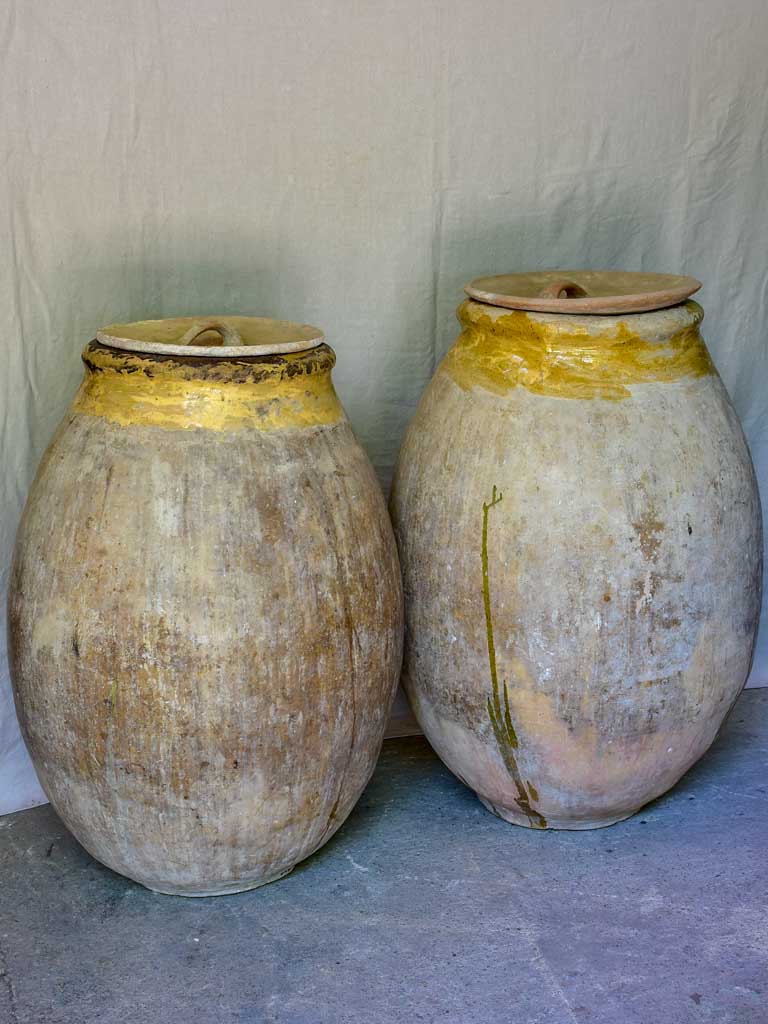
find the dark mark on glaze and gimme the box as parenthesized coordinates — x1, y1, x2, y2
(482, 486, 547, 829)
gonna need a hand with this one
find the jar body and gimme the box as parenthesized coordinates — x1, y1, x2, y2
(9, 341, 403, 893)
(390, 300, 762, 829)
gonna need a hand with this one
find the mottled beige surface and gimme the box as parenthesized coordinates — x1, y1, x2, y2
(9, 342, 403, 894)
(391, 301, 762, 829)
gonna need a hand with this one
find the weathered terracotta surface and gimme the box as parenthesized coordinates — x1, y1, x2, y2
(465, 270, 702, 314)
(9, 321, 403, 894)
(391, 297, 762, 829)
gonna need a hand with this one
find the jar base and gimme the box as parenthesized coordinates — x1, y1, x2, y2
(143, 865, 294, 898)
(477, 795, 634, 831)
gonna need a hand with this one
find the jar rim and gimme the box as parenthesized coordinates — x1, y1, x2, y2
(96, 315, 324, 357)
(465, 270, 701, 315)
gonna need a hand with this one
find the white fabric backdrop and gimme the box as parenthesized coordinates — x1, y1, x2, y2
(2, 0, 767, 814)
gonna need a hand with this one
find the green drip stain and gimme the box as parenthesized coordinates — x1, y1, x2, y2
(482, 486, 547, 829)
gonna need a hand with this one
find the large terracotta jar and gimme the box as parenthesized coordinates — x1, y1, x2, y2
(391, 272, 762, 830)
(9, 316, 403, 894)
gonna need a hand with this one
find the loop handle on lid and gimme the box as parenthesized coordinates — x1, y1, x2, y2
(179, 320, 243, 347)
(538, 280, 589, 300)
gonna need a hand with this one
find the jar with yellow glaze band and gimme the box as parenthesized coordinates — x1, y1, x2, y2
(390, 271, 762, 830)
(9, 316, 403, 894)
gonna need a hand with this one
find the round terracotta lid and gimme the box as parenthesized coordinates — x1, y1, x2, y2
(465, 271, 701, 315)
(96, 315, 324, 357)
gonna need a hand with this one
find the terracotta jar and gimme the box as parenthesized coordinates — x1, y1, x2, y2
(9, 316, 403, 894)
(390, 272, 762, 830)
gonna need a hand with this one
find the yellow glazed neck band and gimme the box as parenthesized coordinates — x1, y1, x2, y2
(73, 343, 344, 431)
(443, 301, 714, 401)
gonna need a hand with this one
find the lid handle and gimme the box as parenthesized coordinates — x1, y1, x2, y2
(538, 279, 589, 300)
(178, 319, 243, 347)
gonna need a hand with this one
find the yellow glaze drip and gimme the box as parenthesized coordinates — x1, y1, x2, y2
(443, 302, 715, 400)
(73, 347, 344, 432)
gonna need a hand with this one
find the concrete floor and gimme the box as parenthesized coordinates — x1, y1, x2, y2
(0, 690, 766, 1024)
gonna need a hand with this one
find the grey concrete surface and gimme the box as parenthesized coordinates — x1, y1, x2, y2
(0, 689, 766, 1024)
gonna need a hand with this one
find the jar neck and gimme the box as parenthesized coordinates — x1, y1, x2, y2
(446, 300, 714, 401)
(74, 342, 344, 432)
